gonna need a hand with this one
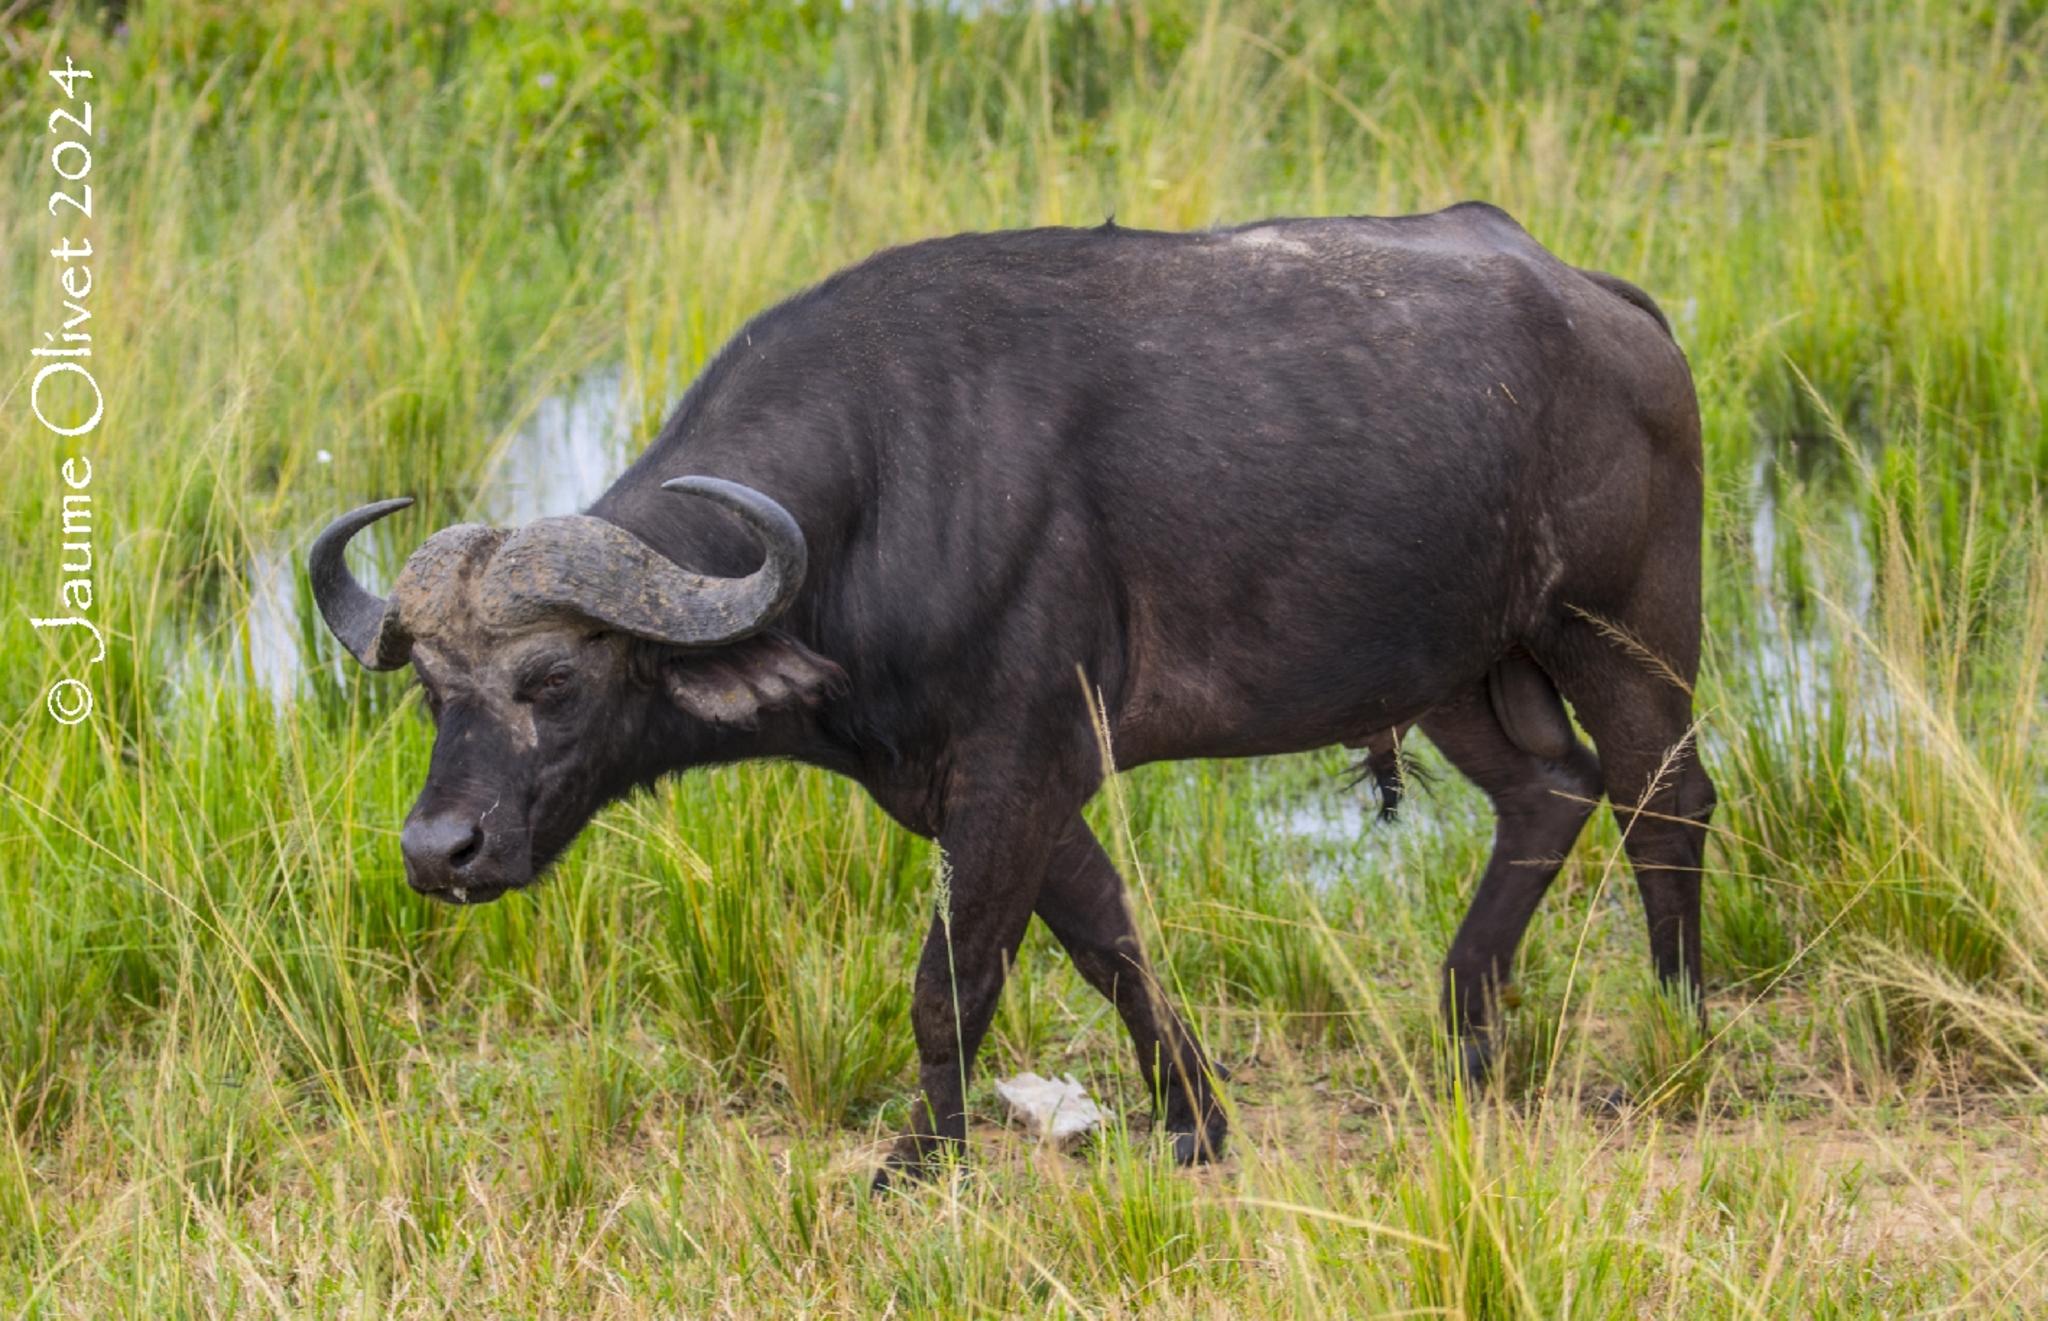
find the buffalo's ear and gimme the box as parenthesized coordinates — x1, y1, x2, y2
(660, 632, 848, 729)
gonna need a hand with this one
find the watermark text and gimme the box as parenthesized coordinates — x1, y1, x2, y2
(29, 55, 102, 726)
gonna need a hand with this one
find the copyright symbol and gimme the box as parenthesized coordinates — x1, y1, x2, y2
(46, 677, 92, 725)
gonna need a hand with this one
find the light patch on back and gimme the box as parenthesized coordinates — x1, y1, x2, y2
(1232, 226, 1312, 256)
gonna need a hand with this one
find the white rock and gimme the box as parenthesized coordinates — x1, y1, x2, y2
(994, 1072, 1105, 1146)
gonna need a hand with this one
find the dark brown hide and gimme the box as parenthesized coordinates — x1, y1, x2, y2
(310, 203, 1716, 1188)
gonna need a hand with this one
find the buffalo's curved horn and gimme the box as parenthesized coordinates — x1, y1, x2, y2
(660, 476, 808, 630)
(482, 477, 806, 647)
(307, 497, 415, 670)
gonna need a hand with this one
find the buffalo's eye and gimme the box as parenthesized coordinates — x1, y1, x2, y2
(523, 663, 576, 704)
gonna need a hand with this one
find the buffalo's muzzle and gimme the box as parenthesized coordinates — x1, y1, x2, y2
(401, 809, 494, 900)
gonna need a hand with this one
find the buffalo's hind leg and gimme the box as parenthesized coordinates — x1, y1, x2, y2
(1540, 608, 1717, 1028)
(1036, 818, 1227, 1164)
(1425, 678, 1604, 1087)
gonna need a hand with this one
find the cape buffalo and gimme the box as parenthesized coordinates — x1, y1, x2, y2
(310, 202, 1714, 1183)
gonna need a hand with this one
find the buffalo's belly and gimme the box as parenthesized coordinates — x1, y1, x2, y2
(1108, 566, 1508, 766)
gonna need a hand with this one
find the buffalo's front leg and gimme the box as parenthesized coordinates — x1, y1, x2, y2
(875, 802, 1055, 1189)
(1036, 818, 1225, 1163)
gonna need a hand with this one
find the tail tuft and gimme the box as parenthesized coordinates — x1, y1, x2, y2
(1346, 736, 1428, 822)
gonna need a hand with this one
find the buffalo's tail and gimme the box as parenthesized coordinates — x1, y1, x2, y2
(1346, 732, 1425, 822)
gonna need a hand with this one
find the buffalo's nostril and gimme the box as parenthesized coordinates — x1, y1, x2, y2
(401, 812, 486, 886)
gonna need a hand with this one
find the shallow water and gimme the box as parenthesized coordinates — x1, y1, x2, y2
(1251, 768, 1487, 892)
(477, 366, 640, 526)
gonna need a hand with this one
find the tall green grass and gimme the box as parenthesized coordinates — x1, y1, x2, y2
(2, 0, 2045, 1312)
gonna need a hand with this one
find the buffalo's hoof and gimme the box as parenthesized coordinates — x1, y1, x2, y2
(870, 1135, 960, 1195)
(871, 1156, 939, 1196)
(1448, 1034, 1495, 1095)
(1588, 1085, 1632, 1117)
(1170, 1122, 1228, 1167)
